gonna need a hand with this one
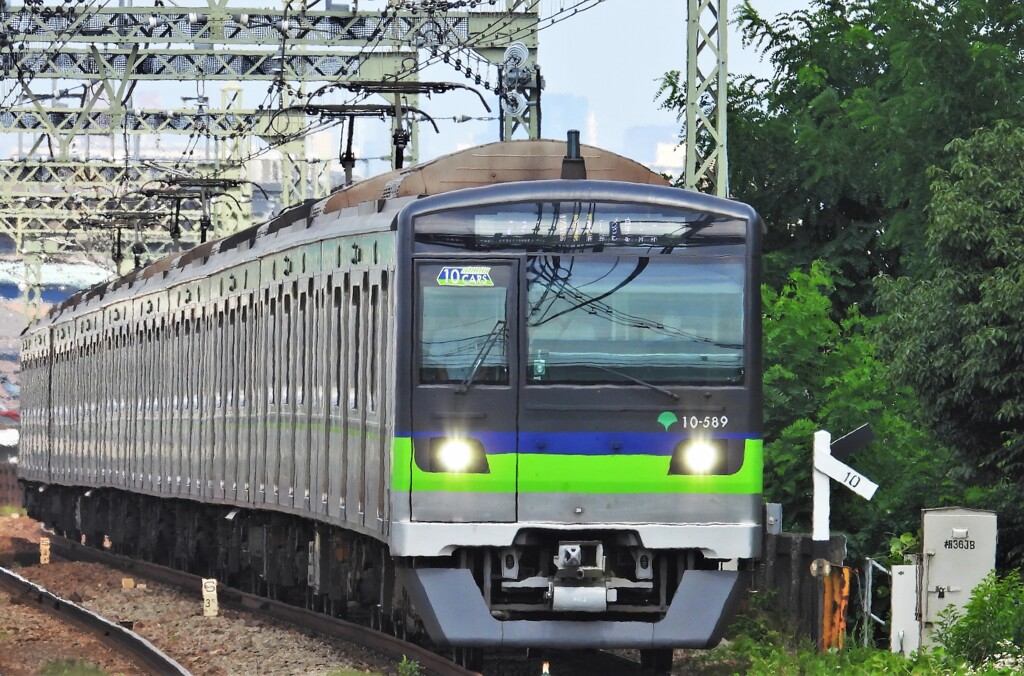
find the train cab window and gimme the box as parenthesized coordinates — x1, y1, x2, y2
(526, 255, 744, 384)
(417, 264, 509, 385)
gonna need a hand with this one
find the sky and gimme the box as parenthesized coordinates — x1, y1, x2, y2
(413, 0, 811, 177)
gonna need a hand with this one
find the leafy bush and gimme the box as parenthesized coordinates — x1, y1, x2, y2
(935, 571, 1024, 668)
(397, 655, 421, 676)
(690, 592, 957, 674)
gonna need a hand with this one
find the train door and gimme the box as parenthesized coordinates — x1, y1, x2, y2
(409, 260, 519, 523)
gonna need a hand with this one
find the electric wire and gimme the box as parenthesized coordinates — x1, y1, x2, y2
(0, 0, 607, 265)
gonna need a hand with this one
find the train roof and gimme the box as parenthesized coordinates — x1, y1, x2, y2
(315, 139, 670, 213)
(28, 140, 676, 330)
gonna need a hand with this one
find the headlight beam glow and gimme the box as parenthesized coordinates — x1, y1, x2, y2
(682, 439, 721, 475)
(437, 438, 476, 473)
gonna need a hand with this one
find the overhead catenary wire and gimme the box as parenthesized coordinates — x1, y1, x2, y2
(195, 0, 606, 177)
(0, 0, 608, 267)
(35, 0, 586, 179)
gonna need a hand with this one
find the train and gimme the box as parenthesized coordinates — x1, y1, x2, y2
(18, 134, 764, 671)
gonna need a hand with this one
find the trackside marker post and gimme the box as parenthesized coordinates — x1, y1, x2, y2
(812, 426, 879, 652)
(812, 428, 879, 550)
(202, 578, 219, 617)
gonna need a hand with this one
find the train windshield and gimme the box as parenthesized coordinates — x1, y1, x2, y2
(526, 255, 744, 384)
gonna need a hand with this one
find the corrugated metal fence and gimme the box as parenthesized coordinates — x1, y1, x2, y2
(755, 532, 847, 639)
(0, 463, 20, 507)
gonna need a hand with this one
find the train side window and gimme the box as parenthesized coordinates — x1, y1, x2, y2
(348, 280, 362, 411)
(283, 291, 292, 406)
(368, 282, 379, 413)
(216, 311, 225, 409)
(228, 308, 237, 407)
(193, 319, 202, 410)
(137, 328, 146, 412)
(239, 306, 248, 408)
(299, 290, 309, 406)
(268, 297, 277, 406)
(331, 286, 343, 408)
(226, 308, 235, 409)
(314, 287, 326, 408)
(182, 320, 191, 409)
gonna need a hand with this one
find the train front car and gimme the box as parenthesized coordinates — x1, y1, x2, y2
(391, 175, 764, 657)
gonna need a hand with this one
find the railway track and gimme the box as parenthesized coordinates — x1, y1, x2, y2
(45, 533, 475, 676)
(41, 533, 648, 675)
(0, 562, 189, 675)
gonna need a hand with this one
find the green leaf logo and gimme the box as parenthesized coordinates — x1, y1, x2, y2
(657, 411, 678, 431)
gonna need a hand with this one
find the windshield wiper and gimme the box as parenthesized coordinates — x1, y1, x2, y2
(456, 319, 507, 394)
(581, 364, 679, 400)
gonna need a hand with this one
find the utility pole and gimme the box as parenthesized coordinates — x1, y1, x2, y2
(685, 0, 728, 197)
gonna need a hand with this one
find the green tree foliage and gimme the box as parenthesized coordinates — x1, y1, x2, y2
(764, 262, 958, 555)
(661, 0, 1024, 303)
(876, 121, 1024, 564)
(935, 570, 1024, 669)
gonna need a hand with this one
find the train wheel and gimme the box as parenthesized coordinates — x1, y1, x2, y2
(391, 589, 411, 641)
(640, 648, 674, 674)
(391, 612, 405, 640)
(453, 647, 483, 671)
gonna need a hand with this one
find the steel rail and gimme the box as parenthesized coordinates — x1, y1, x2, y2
(0, 563, 191, 675)
(45, 535, 474, 676)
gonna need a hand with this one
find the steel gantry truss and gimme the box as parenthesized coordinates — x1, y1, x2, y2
(685, 0, 728, 197)
(0, 6, 533, 49)
(0, 0, 541, 320)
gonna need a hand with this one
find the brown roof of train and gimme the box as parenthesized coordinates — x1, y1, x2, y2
(320, 139, 670, 214)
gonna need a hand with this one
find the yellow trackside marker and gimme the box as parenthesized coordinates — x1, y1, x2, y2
(202, 578, 219, 617)
(39, 537, 50, 565)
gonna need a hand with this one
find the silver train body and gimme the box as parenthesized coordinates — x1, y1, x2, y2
(19, 140, 764, 659)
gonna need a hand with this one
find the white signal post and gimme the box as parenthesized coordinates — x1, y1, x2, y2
(813, 429, 879, 547)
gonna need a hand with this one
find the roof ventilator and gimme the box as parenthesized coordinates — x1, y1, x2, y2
(561, 129, 587, 180)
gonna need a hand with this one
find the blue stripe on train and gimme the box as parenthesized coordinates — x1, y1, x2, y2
(403, 431, 760, 455)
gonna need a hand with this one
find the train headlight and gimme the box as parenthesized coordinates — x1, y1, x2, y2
(438, 439, 475, 472)
(418, 437, 490, 473)
(669, 438, 728, 475)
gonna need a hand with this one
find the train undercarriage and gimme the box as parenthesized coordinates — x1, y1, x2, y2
(21, 481, 748, 673)
(19, 484, 398, 628)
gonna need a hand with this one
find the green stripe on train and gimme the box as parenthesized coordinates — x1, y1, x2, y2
(392, 438, 763, 494)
